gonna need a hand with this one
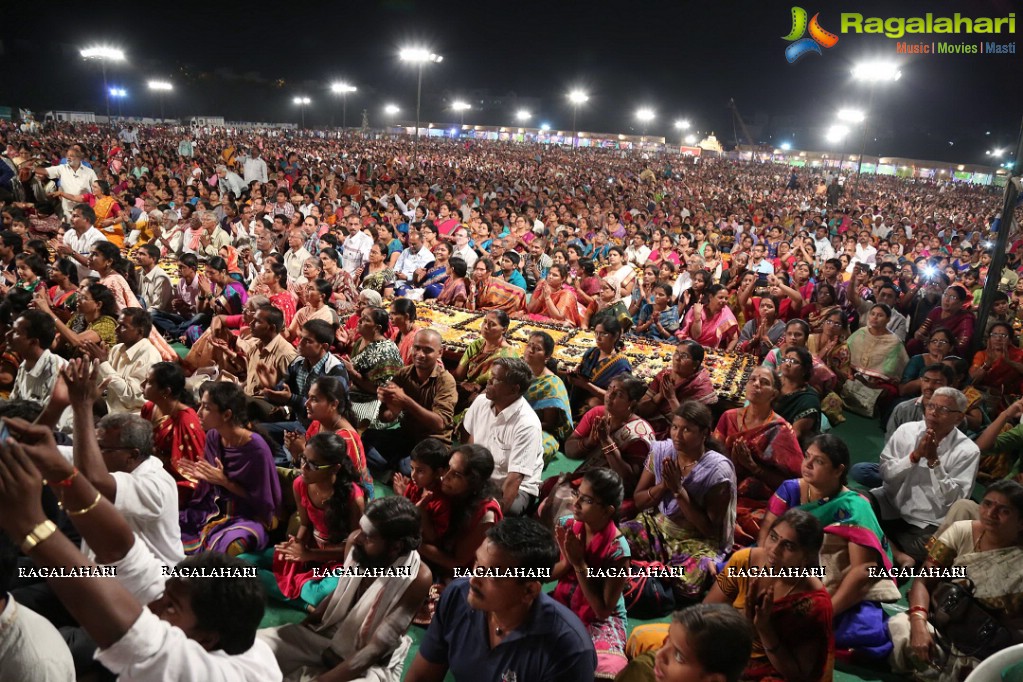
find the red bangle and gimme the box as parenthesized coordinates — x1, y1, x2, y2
(908, 606, 928, 616)
(53, 468, 79, 488)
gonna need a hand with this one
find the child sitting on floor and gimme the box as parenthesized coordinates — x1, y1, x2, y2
(393, 438, 452, 542)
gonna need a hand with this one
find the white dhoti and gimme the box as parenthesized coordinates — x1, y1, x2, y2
(258, 626, 410, 682)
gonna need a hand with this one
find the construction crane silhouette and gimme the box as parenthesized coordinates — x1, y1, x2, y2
(728, 98, 757, 158)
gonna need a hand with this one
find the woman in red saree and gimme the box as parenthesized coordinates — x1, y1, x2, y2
(140, 362, 206, 506)
(270, 432, 365, 608)
(705, 508, 834, 682)
(969, 320, 1023, 413)
(906, 284, 976, 356)
(714, 366, 803, 545)
(261, 261, 298, 328)
(283, 375, 374, 499)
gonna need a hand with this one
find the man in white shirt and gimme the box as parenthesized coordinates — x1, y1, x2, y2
(393, 229, 434, 294)
(119, 126, 138, 145)
(89, 309, 164, 415)
(868, 387, 979, 566)
(134, 245, 173, 313)
(37, 147, 97, 216)
(195, 210, 232, 259)
(0, 548, 75, 681)
(58, 359, 185, 566)
(339, 215, 373, 276)
(813, 225, 836, 262)
(0, 432, 281, 682)
(463, 358, 543, 516)
(216, 164, 247, 199)
(451, 227, 478, 269)
(8, 310, 70, 432)
(58, 204, 107, 281)
(625, 233, 652, 266)
(282, 229, 313, 282)
(243, 148, 269, 184)
(851, 230, 878, 271)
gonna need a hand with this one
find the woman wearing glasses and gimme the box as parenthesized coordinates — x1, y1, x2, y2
(969, 321, 1023, 413)
(269, 432, 365, 609)
(807, 308, 852, 389)
(762, 318, 838, 398)
(705, 509, 834, 682)
(636, 341, 718, 439)
(899, 328, 956, 399)
(552, 468, 631, 678)
(773, 346, 822, 443)
(906, 284, 976, 356)
(759, 435, 898, 662)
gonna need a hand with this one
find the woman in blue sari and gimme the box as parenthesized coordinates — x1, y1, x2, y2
(418, 241, 451, 299)
(569, 313, 633, 415)
(759, 433, 898, 663)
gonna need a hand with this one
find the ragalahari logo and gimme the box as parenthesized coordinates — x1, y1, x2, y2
(783, 7, 839, 62)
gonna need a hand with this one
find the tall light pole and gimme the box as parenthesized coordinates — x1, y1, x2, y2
(516, 109, 531, 124)
(452, 100, 470, 127)
(109, 88, 127, 119)
(400, 47, 443, 166)
(836, 108, 865, 172)
(80, 46, 126, 119)
(851, 61, 902, 192)
(330, 82, 357, 129)
(674, 119, 691, 146)
(293, 96, 311, 128)
(568, 89, 588, 148)
(825, 124, 850, 171)
(147, 80, 173, 120)
(635, 107, 655, 137)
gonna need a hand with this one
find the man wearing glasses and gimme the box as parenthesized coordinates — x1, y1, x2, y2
(867, 386, 979, 568)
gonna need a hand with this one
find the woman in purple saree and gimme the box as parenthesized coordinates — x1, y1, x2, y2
(179, 382, 281, 556)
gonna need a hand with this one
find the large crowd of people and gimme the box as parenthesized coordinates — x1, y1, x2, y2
(1, 118, 1022, 682)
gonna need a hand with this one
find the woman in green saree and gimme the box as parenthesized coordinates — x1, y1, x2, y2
(760, 434, 898, 662)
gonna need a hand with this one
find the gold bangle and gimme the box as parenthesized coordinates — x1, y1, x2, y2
(66, 491, 103, 517)
(909, 612, 928, 621)
(20, 520, 58, 553)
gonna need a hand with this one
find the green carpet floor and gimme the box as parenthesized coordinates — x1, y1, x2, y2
(258, 412, 908, 680)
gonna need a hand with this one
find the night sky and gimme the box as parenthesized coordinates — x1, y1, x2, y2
(2, 0, 1020, 162)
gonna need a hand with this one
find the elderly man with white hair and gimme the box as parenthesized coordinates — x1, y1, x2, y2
(216, 164, 247, 200)
(189, 210, 232, 259)
(867, 386, 980, 568)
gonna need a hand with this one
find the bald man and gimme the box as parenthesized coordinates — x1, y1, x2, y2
(365, 329, 457, 479)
